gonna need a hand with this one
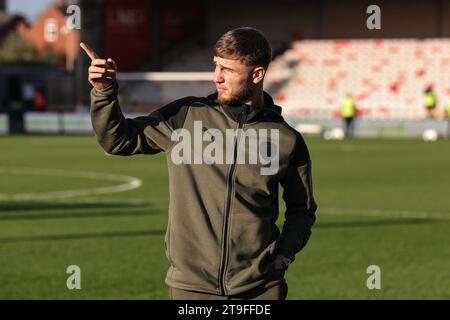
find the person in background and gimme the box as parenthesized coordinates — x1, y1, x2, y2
(423, 86, 437, 118)
(34, 87, 46, 112)
(340, 93, 356, 138)
(445, 99, 450, 138)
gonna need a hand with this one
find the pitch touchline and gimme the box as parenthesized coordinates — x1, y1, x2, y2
(0, 167, 142, 201)
(320, 207, 450, 220)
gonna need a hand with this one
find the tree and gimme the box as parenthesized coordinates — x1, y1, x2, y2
(0, 32, 58, 64)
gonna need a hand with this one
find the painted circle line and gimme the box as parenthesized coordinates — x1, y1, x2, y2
(0, 167, 142, 201)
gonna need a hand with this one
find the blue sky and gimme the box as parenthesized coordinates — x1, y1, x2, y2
(7, 0, 57, 23)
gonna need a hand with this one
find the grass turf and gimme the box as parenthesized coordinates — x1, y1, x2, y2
(0, 135, 449, 299)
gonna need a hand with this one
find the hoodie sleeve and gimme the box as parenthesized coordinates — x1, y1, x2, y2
(277, 132, 318, 262)
(90, 82, 190, 155)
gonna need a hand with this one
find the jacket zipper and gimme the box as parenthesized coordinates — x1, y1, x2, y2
(218, 107, 250, 295)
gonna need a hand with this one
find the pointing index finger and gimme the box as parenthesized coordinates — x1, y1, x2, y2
(80, 42, 99, 60)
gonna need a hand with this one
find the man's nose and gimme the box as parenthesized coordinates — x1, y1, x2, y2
(214, 68, 224, 83)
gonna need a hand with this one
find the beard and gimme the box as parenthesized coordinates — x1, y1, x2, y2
(217, 80, 255, 105)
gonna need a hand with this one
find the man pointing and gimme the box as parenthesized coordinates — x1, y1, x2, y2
(81, 27, 317, 300)
(80, 42, 116, 91)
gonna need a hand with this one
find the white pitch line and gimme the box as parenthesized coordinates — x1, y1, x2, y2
(51, 197, 154, 206)
(2, 167, 447, 220)
(320, 207, 450, 220)
(0, 167, 142, 201)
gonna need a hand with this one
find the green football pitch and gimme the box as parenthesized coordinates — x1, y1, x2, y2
(0, 135, 449, 299)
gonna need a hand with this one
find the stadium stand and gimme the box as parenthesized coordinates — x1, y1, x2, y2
(163, 46, 213, 71)
(116, 38, 450, 124)
(265, 39, 450, 120)
(115, 46, 215, 112)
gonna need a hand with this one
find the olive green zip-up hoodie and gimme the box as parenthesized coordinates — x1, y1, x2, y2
(90, 82, 317, 296)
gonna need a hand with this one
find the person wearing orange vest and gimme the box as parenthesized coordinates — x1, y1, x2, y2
(34, 87, 46, 111)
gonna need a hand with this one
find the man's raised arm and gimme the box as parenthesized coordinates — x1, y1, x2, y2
(80, 42, 176, 155)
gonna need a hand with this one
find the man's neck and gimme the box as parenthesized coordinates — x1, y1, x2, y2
(244, 89, 264, 109)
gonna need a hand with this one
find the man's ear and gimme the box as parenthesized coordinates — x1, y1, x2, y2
(252, 66, 266, 85)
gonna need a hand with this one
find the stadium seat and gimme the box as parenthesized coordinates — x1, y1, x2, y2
(265, 39, 450, 120)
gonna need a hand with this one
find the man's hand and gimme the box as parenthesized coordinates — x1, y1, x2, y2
(80, 42, 117, 91)
(267, 255, 289, 281)
(273, 256, 290, 271)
